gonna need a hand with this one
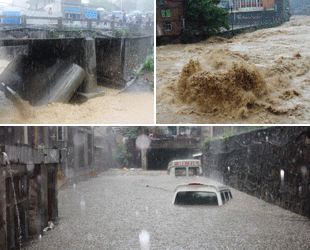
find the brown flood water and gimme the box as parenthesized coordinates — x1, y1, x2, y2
(0, 61, 154, 124)
(156, 15, 310, 124)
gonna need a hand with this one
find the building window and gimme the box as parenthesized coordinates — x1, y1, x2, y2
(57, 126, 65, 141)
(157, 0, 165, 6)
(163, 22, 172, 31)
(161, 9, 171, 18)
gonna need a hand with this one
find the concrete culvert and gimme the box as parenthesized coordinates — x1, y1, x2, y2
(0, 55, 86, 106)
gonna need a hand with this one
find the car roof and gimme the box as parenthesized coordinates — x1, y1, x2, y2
(174, 183, 230, 193)
(168, 159, 201, 168)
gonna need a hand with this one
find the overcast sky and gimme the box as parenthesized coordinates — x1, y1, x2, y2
(0, 0, 13, 4)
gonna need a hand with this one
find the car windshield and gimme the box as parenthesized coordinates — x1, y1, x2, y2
(175, 167, 186, 176)
(188, 167, 200, 176)
(175, 191, 219, 205)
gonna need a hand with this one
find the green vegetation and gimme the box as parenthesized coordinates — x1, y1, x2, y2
(203, 127, 269, 149)
(243, 126, 269, 133)
(184, 0, 230, 35)
(255, 22, 279, 31)
(142, 58, 154, 72)
(115, 29, 131, 37)
(120, 127, 141, 139)
(116, 127, 141, 167)
(70, 27, 83, 38)
(117, 142, 132, 168)
(48, 29, 58, 38)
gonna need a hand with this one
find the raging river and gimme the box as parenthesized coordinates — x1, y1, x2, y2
(156, 15, 310, 124)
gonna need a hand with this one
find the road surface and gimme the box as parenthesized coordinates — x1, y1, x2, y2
(23, 170, 310, 250)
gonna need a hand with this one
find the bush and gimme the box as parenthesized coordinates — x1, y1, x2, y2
(142, 58, 154, 71)
(115, 29, 131, 37)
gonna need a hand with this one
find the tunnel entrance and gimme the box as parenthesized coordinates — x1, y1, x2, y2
(147, 148, 198, 170)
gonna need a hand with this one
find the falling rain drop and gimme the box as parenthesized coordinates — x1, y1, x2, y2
(301, 166, 307, 176)
(50, 150, 57, 159)
(139, 229, 150, 250)
(280, 169, 285, 183)
(27, 164, 35, 172)
(80, 198, 86, 210)
(135, 211, 139, 216)
(136, 134, 151, 150)
(299, 186, 302, 194)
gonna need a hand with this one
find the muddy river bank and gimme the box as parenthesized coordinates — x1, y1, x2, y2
(156, 15, 310, 124)
(0, 60, 154, 124)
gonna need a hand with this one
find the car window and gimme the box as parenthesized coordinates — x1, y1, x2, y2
(175, 191, 218, 205)
(224, 191, 230, 201)
(220, 192, 226, 204)
(175, 167, 186, 176)
(188, 167, 200, 176)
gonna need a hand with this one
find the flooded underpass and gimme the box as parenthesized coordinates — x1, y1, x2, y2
(22, 170, 310, 250)
(156, 15, 310, 124)
(0, 59, 154, 124)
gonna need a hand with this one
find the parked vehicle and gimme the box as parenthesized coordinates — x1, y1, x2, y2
(172, 183, 232, 206)
(167, 159, 202, 177)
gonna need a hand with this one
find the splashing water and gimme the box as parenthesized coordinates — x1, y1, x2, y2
(3, 152, 22, 246)
(139, 229, 150, 250)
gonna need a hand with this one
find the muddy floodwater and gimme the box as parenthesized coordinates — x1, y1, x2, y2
(23, 170, 310, 250)
(156, 15, 310, 124)
(0, 60, 154, 124)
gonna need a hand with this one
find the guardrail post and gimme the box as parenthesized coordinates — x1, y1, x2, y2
(87, 19, 92, 29)
(58, 17, 62, 30)
(111, 21, 115, 33)
(22, 15, 26, 28)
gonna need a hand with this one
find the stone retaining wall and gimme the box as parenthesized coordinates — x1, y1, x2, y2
(203, 126, 310, 218)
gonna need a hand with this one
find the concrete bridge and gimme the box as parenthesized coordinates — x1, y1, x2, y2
(0, 24, 153, 105)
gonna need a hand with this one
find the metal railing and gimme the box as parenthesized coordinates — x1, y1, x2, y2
(0, 15, 121, 31)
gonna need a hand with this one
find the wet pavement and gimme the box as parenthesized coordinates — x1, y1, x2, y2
(23, 170, 310, 250)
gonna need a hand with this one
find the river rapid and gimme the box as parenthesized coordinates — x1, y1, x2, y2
(156, 15, 310, 124)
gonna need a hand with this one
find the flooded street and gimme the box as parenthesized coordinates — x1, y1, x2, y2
(23, 170, 310, 250)
(0, 60, 154, 124)
(157, 15, 310, 124)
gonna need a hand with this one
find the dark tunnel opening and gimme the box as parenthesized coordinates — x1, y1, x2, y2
(147, 148, 198, 170)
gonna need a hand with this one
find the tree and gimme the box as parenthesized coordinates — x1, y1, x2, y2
(116, 127, 141, 168)
(184, 0, 230, 35)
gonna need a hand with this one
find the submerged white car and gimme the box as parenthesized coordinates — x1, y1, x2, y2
(167, 159, 203, 177)
(172, 183, 232, 206)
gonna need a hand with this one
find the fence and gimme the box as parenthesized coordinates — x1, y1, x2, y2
(0, 15, 121, 31)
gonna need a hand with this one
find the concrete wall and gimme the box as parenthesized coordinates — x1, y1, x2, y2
(0, 35, 153, 88)
(96, 35, 153, 83)
(203, 126, 310, 218)
(123, 36, 153, 80)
